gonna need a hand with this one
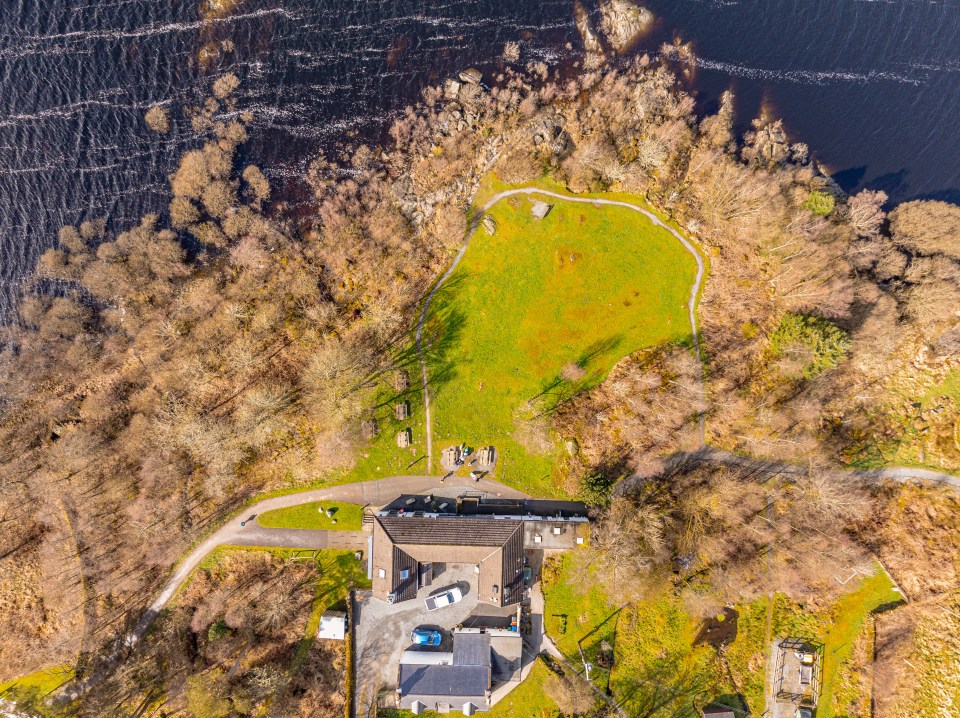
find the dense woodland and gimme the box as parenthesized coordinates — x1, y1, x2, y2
(1, 43, 959, 716)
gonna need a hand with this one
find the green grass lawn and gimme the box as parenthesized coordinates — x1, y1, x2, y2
(422, 185, 698, 494)
(257, 500, 364, 530)
(335, 368, 430, 483)
(612, 598, 731, 717)
(726, 566, 903, 716)
(541, 552, 732, 715)
(540, 553, 901, 717)
(541, 552, 620, 660)
(0, 664, 75, 711)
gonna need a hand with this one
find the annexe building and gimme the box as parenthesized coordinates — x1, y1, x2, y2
(370, 495, 588, 607)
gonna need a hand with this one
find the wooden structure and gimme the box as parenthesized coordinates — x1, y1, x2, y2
(475, 446, 496, 471)
(440, 445, 463, 471)
(361, 418, 378, 439)
(397, 429, 412, 448)
(395, 401, 409, 420)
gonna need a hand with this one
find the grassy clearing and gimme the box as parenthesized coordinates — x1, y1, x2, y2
(726, 567, 903, 716)
(257, 500, 364, 531)
(334, 370, 430, 483)
(847, 367, 960, 473)
(723, 596, 769, 711)
(541, 552, 620, 665)
(0, 665, 75, 707)
(612, 597, 731, 717)
(540, 553, 900, 717)
(423, 184, 697, 494)
(817, 570, 903, 717)
(541, 552, 734, 715)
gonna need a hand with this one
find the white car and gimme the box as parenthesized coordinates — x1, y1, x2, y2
(424, 586, 464, 611)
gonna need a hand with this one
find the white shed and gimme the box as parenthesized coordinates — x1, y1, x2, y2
(317, 610, 347, 640)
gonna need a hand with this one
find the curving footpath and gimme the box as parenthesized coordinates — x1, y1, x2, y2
(415, 187, 708, 472)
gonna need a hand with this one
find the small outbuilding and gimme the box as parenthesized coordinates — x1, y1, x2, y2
(317, 610, 347, 641)
(397, 429, 412, 448)
(395, 401, 410, 420)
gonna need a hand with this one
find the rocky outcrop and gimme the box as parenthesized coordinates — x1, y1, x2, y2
(599, 0, 654, 53)
(574, 4, 603, 54)
(744, 120, 811, 167)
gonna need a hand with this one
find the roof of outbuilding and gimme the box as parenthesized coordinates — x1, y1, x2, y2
(702, 706, 737, 718)
(453, 632, 491, 667)
(399, 664, 489, 700)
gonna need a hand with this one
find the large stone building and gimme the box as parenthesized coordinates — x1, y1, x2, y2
(370, 494, 589, 607)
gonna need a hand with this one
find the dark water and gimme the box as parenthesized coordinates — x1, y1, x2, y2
(2, 0, 959, 321)
(0, 0, 578, 321)
(639, 0, 960, 203)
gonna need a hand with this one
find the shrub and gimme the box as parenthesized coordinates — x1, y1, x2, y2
(769, 312, 850, 378)
(144, 105, 170, 133)
(803, 190, 835, 217)
(578, 470, 616, 508)
(207, 619, 231, 641)
(212, 72, 240, 100)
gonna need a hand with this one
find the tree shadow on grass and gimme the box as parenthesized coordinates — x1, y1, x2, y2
(417, 272, 469, 399)
(613, 659, 716, 718)
(358, 273, 468, 421)
(526, 334, 626, 418)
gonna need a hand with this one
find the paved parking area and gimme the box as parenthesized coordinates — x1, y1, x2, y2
(354, 564, 481, 716)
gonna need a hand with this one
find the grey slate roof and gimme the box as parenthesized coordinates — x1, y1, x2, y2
(377, 516, 522, 547)
(702, 707, 737, 718)
(399, 664, 489, 699)
(453, 633, 491, 667)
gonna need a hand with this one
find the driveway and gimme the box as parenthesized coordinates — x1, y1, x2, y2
(354, 565, 482, 716)
(62, 473, 529, 700)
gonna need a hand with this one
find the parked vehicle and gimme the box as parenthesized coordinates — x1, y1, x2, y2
(411, 629, 442, 646)
(796, 709, 813, 718)
(424, 586, 464, 611)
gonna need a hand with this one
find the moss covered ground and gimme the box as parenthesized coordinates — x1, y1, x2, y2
(0, 665, 75, 709)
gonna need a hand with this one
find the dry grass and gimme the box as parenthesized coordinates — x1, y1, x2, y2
(874, 593, 960, 717)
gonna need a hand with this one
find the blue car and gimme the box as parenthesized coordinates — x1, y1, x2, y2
(411, 629, 442, 646)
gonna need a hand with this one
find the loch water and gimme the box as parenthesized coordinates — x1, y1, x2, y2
(1, 0, 959, 321)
